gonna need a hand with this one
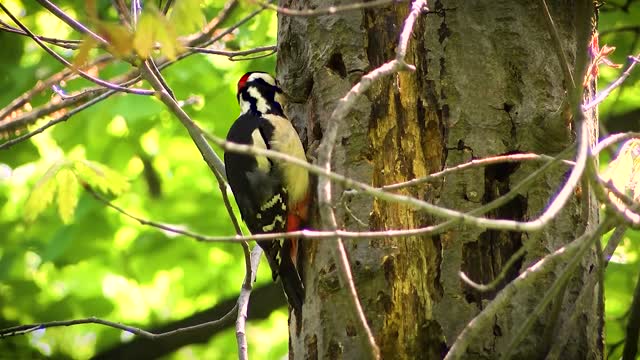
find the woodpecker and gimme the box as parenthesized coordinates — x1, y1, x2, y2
(224, 72, 310, 315)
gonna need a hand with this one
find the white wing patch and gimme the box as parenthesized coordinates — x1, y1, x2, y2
(251, 129, 270, 172)
(261, 215, 285, 232)
(260, 193, 284, 211)
(262, 114, 310, 205)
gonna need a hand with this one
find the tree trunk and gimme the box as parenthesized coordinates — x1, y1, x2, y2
(277, 0, 601, 358)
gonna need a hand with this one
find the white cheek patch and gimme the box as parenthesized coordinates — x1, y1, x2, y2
(248, 87, 270, 114)
(240, 98, 251, 114)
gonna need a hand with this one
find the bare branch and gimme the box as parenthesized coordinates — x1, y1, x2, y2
(0, 20, 81, 49)
(35, 0, 108, 45)
(0, 55, 114, 124)
(112, 0, 132, 25)
(583, 54, 640, 111)
(236, 246, 262, 360)
(259, 0, 402, 17)
(593, 132, 640, 155)
(0, 90, 115, 150)
(0, 305, 238, 339)
(1, 87, 105, 135)
(139, 62, 226, 179)
(80, 143, 571, 245)
(600, 25, 640, 37)
(162, 0, 176, 14)
(0, 4, 153, 95)
(198, 6, 266, 49)
(499, 219, 611, 359)
(186, 45, 277, 61)
(446, 219, 613, 360)
(539, 0, 575, 90)
(545, 225, 628, 360)
(460, 246, 527, 292)
(0, 72, 144, 150)
(217, 130, 580, 233)
(183, 0, 239, 46)
(381, 153, 574, 191)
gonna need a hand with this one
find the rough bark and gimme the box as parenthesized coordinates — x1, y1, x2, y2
(277, 0, 601, 358)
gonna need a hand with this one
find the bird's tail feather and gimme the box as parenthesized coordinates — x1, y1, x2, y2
(279, 253, 304, 316)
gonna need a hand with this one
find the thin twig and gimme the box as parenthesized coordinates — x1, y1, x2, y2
(381, 153, 574, 191)
(603, 226, 628, 264)
(139, 62, 226, 179)
(499, 220, 611, 359)
(139, 56, 260, 359)
(35, 0, 108, 45)
(183, 0, 239, 46)
(112, 0, 132, 25)
(79, 143, 567, 245)
(583, 55, 640, 111)
(539, 0, 575, 90)
(593, 132, 640, 155)
(199, 6, 266, 49)
(313, 1, 427, 358)
(162, 0, 175, 14)
(0, 73, 143, 150)
(545, 225, 628, 360)
(600, 25, 640, 37)
(445, 220, 613, 359)
(186, 45, 277, 61)
(236, 246, 262, 360)
(0, 20, 82, 49)
(0, 305, 238, 339)
(0, 91, 116, 150)
(259, 0, 402, 17)
(216, 129, 580, 233)
(0, 4, 153, 96)
(459, 246, 527, 292)
(1, 87, 101, 133)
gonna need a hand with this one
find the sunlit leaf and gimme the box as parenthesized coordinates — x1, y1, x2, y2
(85, 0, 98, 21)
(133, 5, 183, 60)
(56, 168, 79, 224)
(170, 0, 203, 35)
(133, 11, 156, 59)
(74, 160, 129, 195)
(73, 35, 98, 68)
(602, 139, 640, 202)
(98, 22, 134, 58)
(24, 161, 65, 222)
(155, 21, 183, 60)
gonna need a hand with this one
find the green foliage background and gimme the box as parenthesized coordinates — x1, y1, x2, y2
(0, 0, 639, 359)
(0, 0, 288, 358)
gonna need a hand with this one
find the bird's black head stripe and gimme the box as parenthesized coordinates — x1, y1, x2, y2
(238, 80, 285, 116)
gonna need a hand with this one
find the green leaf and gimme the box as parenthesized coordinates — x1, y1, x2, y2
(56, 168, 79, 224)
(73, 35, 98, 68)
(154, 16, 182, 60)
(24, 161, 65, 222)
(133, 10, 156, 59)
(98, 22, 134, 58)
(74, 160, 129, 195)
(170, 0, 203, 35)
(134, 6, 183, 60)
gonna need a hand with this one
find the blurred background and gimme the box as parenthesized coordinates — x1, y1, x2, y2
(0, 0, 638, 358)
